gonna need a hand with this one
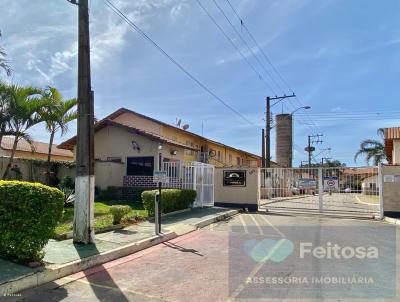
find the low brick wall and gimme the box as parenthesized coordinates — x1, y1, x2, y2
(123, 175, 182, 189)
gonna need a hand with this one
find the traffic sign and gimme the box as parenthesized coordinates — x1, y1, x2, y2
(323, 176, 339, 190)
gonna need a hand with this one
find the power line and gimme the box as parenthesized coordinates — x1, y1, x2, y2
(194, 0, 275, 93)
(224, 0, 320, 132)
(211, 0, 284, 94)
(104, 0, 257, 127)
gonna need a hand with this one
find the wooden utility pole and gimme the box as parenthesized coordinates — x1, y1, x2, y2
(265, 93, 296, 167)
(261, 128, 266, 168)
(265, 97, 271, 168)
(72, 0, 95, 244)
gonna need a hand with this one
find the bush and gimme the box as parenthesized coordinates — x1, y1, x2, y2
(98, 186, 155, 202)
(59, 175, 74, 190)
(109, 205, 132, 225)
(0, 181, 64, 263)
(142, 189, 196, 216)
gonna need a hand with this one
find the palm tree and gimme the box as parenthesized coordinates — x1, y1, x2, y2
(354, 139, 386, 166)
(0, 81, 11, 146)
(2, 85, 47, 179)
(0, 31, 12, 76)
(41, 87, 77, 185)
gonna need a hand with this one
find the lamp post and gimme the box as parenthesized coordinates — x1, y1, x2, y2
(291, 106, 311, 115)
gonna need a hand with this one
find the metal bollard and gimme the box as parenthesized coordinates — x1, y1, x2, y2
(154, 191, 160, 235)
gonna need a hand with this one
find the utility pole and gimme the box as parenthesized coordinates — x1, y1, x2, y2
(261, 129, 265, 168)
(265, 93, 296, 167)
(305, 134, 323, 167)
(71, 0, 95, 244)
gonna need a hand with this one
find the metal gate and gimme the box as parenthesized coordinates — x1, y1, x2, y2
(163, 161, 214, 207)
(259, 167, 382, 218)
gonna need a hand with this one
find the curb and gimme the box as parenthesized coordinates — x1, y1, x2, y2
(383, 216, 400, 225)
(0, 209, 238, 296)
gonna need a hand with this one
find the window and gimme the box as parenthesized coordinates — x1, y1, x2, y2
(237, 157, 241, 166)
(185, 141, 194, 155)
(126, 157, 154, 176)
(229, 154, 232, 164)
(217, 150, 221, 161)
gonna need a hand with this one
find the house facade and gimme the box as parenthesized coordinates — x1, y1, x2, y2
(59, 108, 264, 190)
(384, 127, 400, 164)
(103, 108, 261, 168)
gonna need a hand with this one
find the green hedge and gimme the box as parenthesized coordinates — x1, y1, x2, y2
(0, 181, 64, 263)
(109, 205, 132, 225)
(142, 189, 196, 216)
(98, 186, 155, 201)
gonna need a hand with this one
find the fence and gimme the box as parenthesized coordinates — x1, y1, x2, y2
(259, 167, 381, 217)
(163, 161, 214, 207)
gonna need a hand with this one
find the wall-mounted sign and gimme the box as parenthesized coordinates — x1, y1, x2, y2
(384, 175, 395, 183)
(223, 170, 246, 187)
(153, 171, 169, 184)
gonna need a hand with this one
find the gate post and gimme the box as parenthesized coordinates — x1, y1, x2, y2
(318, 168, 323, 212)
(378, 163, 384, 219)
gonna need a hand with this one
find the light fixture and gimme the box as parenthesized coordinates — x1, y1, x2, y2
(170, 150, 178, 156)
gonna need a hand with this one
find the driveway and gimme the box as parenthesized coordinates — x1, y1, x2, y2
(7, 214, 399, 302)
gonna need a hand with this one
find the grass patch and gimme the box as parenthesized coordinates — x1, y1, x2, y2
(54, 200, 148, 236)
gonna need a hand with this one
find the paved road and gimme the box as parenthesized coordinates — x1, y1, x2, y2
(7, 214, 399, 302)
(260, 193, 380, 215)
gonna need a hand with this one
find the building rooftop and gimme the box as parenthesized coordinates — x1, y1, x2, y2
(58, 119, 198, 151)
(383, 127, 400, 163)
(1, 136, 74, 159)
(102, 107, 261, 160)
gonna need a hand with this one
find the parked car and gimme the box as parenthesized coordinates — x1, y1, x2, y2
(344, 187, 352, 193)
(294, 179, 317, 195)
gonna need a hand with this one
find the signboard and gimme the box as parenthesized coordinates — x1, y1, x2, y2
(223, 170, 246, 187)
(384, 175, 394, 183)
(323, 176, 339, 190)
(153, 171, 169, 184)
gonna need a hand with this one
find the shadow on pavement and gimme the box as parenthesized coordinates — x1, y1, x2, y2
(162, 242, 204, 256)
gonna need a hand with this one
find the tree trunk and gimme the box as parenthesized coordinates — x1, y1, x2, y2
(46, 129, 55, 185)
(2, 136, 18, 180)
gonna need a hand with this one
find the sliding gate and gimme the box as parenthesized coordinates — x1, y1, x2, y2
(259, 167, 382, 218)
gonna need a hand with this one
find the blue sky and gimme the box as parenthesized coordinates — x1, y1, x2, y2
(1, 0, 399, 166)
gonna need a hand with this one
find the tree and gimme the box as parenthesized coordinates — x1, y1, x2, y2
(41, 87, 77, 185)
(0, 31, 11, 76)
(2, 85, 47, 179)
(354, 139, 386, 166)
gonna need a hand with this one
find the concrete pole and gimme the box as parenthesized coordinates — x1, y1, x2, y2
(261, 128, 265, 168)
(73, 0, 95, 244)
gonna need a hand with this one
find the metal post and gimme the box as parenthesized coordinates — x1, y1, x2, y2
(318, 167, 323, 212)
(158, 152, 162, 234)
(73, 0, 95, 244)
(378, 163, 384, 219)
(154, 192, 160, 235)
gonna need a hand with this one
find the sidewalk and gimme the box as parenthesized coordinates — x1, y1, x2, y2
(0, 207, 238, 296)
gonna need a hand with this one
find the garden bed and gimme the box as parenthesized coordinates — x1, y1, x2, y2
(54, 200, 148, 239)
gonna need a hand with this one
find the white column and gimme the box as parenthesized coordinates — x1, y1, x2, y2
(73, 175, 95, 243)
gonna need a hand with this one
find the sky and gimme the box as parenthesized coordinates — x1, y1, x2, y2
(1, 0, 399, 166)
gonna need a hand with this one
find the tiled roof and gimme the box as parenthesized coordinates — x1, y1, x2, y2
(103, 107, 262, 160)
(384, 127, 400, 140)
(58, 119, 199, 151)
(1, 136, 74, 158)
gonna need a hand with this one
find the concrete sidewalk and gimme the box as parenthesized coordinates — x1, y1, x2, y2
(0, 207, 238, 296)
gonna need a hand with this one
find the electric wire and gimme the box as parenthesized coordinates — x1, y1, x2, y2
(104, 0, 257, 127)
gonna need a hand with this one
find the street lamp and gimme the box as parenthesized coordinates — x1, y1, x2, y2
(291, 106, 311, 115)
